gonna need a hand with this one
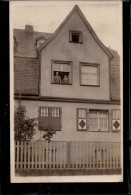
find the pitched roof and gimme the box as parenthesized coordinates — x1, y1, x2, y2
(14, 57, 39, 95)
(108, 48, 120, 100)
(38, 5, 113, 60)
(14, 29, 52, 58)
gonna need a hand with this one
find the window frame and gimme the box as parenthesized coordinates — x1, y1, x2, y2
(76, 108, 109, 132)
(88, 109, 109, 132)
(69, 30, 83, 44)
(51, 60, 73, 85)
(80, 62, 100, 87)
(38, 106, 61, 131)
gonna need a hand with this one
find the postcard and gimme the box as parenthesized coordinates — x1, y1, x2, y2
(10, 0, 123, 183)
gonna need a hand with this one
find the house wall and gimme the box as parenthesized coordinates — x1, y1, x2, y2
(15, 100, 121, 142)
(40, 11, 110, 100)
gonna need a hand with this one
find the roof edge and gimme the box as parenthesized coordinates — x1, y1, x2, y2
(38, 4, 113, 60)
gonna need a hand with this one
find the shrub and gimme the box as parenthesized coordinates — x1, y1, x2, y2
(14, 105, 37, 141)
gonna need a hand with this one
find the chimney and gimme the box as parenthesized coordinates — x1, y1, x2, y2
(25, 25, 34, 33)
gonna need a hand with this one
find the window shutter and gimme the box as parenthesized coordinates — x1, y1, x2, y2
(86, 108, 89, 130)
(50, 108, 61, 131)
(109, 109, 112, 132)
(68, 63, 72, 84)
(69, 31, 72, 42)
(111, 109, 121, 131)
(77, 108, 87, 131)
(79, 32, 83, 43)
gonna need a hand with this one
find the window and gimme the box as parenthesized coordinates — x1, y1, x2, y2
(77, 108, 87, 131)
(112, 109, 120, 131)
(80, 63, 99, 86)
(36, 37, 45, 48)
(77, 109, 109, 132)
(38, 107, 61, 131)
(52, 60, 72, 85)
(69, 31, 83, 43)
(89, 110, 108, 132)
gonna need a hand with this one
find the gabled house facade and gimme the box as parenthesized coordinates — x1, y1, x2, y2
(14, 5, 121, 174)
(14, 5, 121, 142)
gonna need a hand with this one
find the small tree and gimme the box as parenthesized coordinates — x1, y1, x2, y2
(14, 105, 37, 141)
(40, 126, 56, 143)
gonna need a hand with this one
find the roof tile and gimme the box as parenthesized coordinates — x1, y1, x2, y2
(14, 57, 39, 95)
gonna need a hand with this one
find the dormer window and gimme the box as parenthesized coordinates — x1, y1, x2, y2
(69, 31, 83, 44)
(36, 36, 46, 49)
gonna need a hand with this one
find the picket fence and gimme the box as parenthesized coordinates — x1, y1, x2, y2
(15, 141, 121, 170)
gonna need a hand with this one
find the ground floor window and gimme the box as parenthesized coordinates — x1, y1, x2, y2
(38, 107, 61, 131)
(38, 107, 120, 132)
(89, 110, 109, 132)
(77, 109, 109, 132)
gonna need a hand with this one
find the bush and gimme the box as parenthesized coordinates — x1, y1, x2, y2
(39, 126, 56, 143)
(14, 105, 37, 141)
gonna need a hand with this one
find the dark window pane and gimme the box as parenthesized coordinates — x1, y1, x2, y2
(72, 33, 79, 43)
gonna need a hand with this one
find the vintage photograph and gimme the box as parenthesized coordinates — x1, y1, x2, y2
(10, 1, 123, 182)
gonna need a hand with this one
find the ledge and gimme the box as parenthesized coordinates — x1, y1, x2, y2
(14, 95, 120, 105)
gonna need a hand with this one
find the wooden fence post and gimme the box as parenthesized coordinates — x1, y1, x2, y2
(67, 142, 71, 168)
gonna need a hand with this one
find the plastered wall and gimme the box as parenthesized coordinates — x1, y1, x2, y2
(15, 100, 121, 142)
(40, 11, 110, 100)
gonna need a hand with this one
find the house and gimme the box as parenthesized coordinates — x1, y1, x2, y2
(14, 5, 121, 173)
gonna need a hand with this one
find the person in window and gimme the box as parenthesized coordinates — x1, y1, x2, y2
(62, 75, 69, 84)
(53, 72, 61, 84)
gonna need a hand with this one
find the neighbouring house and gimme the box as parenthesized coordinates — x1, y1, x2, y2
(14, 5, 121, 174)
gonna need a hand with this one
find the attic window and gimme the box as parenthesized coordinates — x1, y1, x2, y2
(69, 31, 83, 43)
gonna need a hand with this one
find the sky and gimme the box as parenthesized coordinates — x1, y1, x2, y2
(10, 1, 122, 54)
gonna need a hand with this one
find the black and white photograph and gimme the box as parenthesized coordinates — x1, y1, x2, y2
(10, 1, 123, 182)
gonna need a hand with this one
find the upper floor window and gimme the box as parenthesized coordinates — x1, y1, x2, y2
(52, 60, 72, 85)
(80, 63, 100, 86)
(69, 31, 83, 44)
(38, 107, 61, 131)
